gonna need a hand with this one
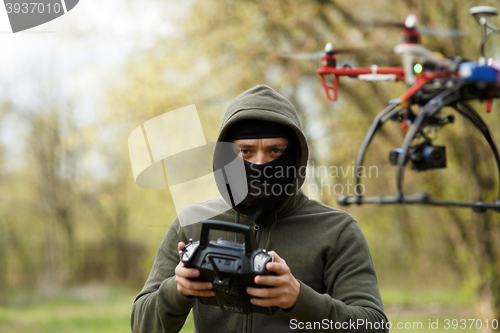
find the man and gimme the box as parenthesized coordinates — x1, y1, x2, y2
(131, 85, 388, 333)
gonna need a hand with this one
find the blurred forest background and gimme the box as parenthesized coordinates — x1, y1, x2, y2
(1, 0, 500, 332)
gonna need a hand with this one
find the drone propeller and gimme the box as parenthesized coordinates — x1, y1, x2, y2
(281, 42, 363, 59)
(368, 14, 467, 38)
(416, 26, 468, 37)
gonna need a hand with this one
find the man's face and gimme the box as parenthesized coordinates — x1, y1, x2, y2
(232, 137, 288, 165)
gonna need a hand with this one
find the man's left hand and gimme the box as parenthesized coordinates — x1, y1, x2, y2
(246, 251, 301, 309)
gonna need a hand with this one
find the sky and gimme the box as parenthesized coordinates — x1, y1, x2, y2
(0, 0, 183, 170)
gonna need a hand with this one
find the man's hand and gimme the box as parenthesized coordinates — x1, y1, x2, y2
(174, 242, 215, 297)
(246, 251, 301, 309)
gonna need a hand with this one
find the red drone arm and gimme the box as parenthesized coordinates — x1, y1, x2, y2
(317, 65, 406, 101)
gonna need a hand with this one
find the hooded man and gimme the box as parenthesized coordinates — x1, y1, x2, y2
(131, 85, 388, 333)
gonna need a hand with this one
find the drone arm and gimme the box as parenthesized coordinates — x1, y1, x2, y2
(452, 103, 487, 133)
(353, 103, 402, 203)
(317, 67, 406, 101)
(457, 101, 500, 202)
(400, 74, 438, 102)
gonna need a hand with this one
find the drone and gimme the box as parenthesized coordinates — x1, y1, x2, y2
(283, 6, 500, 213)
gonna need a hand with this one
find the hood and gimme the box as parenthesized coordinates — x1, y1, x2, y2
(215, 85, 309, 216)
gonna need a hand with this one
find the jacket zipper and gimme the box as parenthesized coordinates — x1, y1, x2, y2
(254, 225, 263, 246)
(247, 226, 259, 333)
(246, 312, 252, 333)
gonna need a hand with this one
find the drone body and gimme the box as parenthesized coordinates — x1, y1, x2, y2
(290, 6, 500, 212)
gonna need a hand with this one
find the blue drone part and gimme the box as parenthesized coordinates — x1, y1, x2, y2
(458, 62, 499, 83)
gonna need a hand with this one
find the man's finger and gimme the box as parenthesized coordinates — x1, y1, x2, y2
(175, 265, 201, 278)
(250, 297, 278, 308)
(254, 274, 283, 286)
(265, 262, 290, 276)
(268, 251, 286, 264)
(187, 290, 215, 297)
(247, 286, 282, 298)
(177, 282, 215, 297)
(176, 276, 213, 291)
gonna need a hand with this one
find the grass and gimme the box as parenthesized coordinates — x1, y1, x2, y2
(380, 286, 474, 307)
(0, 285, 478, 333)
(381, 287, 479, 333)
(0, 285, 134, 333)
(0, 284, 194, 333)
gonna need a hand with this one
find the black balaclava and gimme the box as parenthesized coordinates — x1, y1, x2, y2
(223, 119, 296, 227)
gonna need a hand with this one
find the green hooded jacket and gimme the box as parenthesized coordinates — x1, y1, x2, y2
(131, 85, 388, 333)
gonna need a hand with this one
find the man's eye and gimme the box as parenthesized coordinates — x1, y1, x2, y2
(241, 149, 251, 155)
(271, 149, 283, 154)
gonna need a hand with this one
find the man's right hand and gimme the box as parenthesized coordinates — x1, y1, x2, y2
(175, 242, 215, 297)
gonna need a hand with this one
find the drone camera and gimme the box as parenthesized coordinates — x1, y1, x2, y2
(390, 143, 447, 171)
(412, 145, 446, 171)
